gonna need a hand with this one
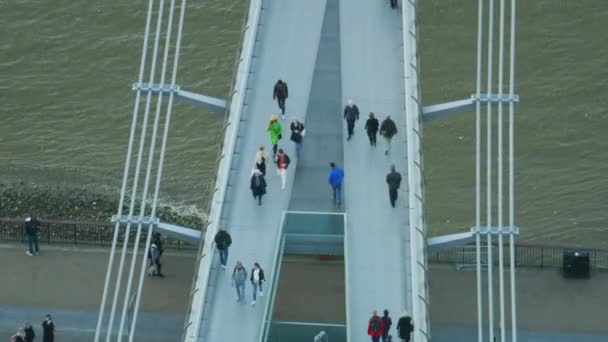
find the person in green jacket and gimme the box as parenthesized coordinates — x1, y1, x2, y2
(267, 115, 282, 157)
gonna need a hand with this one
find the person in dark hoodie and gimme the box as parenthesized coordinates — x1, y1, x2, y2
(381, 309, 393, 342)
(396, 312, 414, 342)
(250, 169, 267, 205)
(343, 99, 360, 140)
(273, 79, 289, 117)
(214, 229, 232, 269)
(250, 262, 265, 306)
(23, 322, 35, 342)
(365, 112, 379, 147)
(42, 315, 55, 342)
(24, 214, 41, 256)
(386, 165, 402, 208)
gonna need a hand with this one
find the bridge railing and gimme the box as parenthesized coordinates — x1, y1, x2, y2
(0, 217, 197, 250)
(428, 242, 608, 270)
(181, 0, 264, 340)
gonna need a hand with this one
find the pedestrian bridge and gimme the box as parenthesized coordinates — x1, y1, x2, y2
(181, 0, 429, 341)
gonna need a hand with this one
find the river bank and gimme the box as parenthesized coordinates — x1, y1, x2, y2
(0, 181, 205, 228)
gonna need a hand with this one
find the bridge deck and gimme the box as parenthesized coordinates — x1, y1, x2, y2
(194, 0, 412, 341)
(196, 0, 326, 341)
(340, 0, 412, 340)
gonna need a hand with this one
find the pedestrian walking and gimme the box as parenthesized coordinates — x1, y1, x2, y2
(250, 262, 265, 306)
(214, 229, 232, 269)
(367, 310, 385, 342)
(289, 119, 305, 157)
(396, 312, 414, 342)
(255, 146, 267, 176)
(273, 79, 289, 118)
(365, 112, 379, 146)
(390, 0, 398, 9)
(148, 232, 165, 277)
(379, 115, 398, 155)
(274, 148, 291, 190)
(24, 214, 41, 256)
(250, 169, 267, 205)
(232, 261, 247, 303)
(328, 162, 345, 206)
(343, 99, 360, 140)
(386, 165, 402, 208)
(381, 309, 393, 342)
(23, 323, 35, 342)
(267, 115, 282, 158)
(41, 315, 55, 342)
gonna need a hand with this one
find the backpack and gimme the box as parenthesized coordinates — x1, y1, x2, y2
(254, 175, 261, 188)
(276, 83, 286, 97)
(370, 317, 381, 333)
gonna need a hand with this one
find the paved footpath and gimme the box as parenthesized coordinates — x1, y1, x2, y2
(1, 243, 607, 341)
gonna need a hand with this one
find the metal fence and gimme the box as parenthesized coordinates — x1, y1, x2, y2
(0, 217, 198, 250)
(428, 243, 608, 271)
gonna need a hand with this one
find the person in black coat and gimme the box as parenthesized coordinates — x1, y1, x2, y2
(273, 79, 289, 116)
(396, 313, 414, 342)
(23, 322, 35, 342)
(365, 112, 379, 146)
(250, 169, 267, 205)
(24, 215, 41, 256)
(214, 229, 232, 269)
(149, 232, 165, 277)
(42, 315, 55, 342)
(381, 309, 393, 342)
(386, 164, 402, 208)
(343, 99, 360, 140)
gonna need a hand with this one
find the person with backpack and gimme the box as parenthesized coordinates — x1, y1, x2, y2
(250, 169, 267, 205)
(289, 119, 305, 158)
(214, 229, 232, 269)
(24, 214, 41, 256)
(250, 262, 265, 306)
(273, 79, 289, 117)
(367, 310, 385, 342)
(343, 99, 360, 140)
(381, 309, 393, 342)
(274, 149, 291, 190)
(41, 315, 55, 342)
(365, 112, 379, 147)
(379, 115, 398, 155)
(232, 261, 247, 303)
(396, 312, 414, 342)
(255, 146, 268, 176)
(267, 115, 283, 158)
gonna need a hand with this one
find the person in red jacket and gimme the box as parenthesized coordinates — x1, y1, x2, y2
(367, 310, 385, 342)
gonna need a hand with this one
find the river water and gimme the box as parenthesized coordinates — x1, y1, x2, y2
(1, 1, 607, 247)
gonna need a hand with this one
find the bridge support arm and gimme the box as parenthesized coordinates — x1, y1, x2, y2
(132, 82, 227, 114)
(423, 93, 519, 121)
(427, 232, 475, 253)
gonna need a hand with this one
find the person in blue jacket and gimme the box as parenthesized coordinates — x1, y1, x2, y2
(328, 162, 345, 206)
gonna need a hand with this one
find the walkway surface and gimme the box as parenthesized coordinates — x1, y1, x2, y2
(195, 0, 327, 341)
(193, 0, 413, 341)
(340, 0, 411, 341)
